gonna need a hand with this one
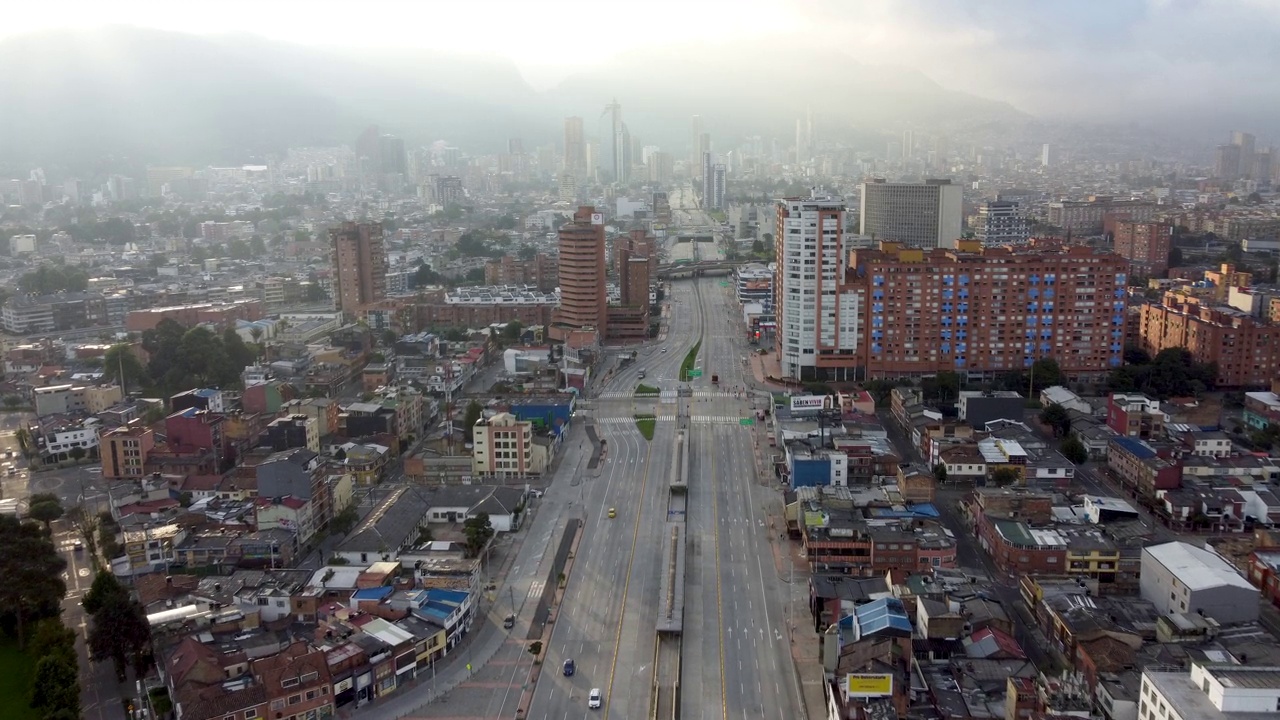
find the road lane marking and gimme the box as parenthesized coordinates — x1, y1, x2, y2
(602, 422, 656, 720)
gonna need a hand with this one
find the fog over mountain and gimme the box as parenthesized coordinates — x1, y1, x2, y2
(0, 26, 1027, 165)
(4, 0, 1280, 168)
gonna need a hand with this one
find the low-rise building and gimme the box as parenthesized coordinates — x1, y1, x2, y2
(1141, 661, 1280, 720)
(1108, 437, 1181, 496)
(1139, 541, 1259, 624)
(32, 382, 122, 416)
(1106, 393, 1164, 438)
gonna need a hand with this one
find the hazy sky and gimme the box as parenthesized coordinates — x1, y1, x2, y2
(7, 0, 1280, 120)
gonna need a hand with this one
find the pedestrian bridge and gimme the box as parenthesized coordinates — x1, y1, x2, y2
(656, 260, 750, 278)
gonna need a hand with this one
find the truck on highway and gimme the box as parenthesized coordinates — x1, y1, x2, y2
(711, 374, 719, 384)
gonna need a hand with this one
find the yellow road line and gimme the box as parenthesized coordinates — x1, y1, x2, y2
(603, 425, 655, 720)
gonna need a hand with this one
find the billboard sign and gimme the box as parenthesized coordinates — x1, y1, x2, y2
(790, 395, 830, 413)
(591, 213, 604, 225)
(845, 674, 893, 698)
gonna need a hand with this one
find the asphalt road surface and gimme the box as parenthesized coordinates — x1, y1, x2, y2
(530, 275, 801, 720)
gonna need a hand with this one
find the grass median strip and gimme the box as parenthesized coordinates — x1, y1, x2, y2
(634, 414, 656, 440)
(635, 383, 661, 396)
(679, 341, 702, 381)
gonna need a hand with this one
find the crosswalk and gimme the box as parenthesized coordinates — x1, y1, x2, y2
(597, 390, 735, 399)
(690, 415, 747, 425)
(595, 416, 677, 425)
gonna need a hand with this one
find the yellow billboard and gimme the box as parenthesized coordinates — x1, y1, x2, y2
(845, 674, 893, 697)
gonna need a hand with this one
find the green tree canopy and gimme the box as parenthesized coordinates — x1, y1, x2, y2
(27, 493, 64, 530)
(102, 343, 148, 391)
(88, 591, 153, 681)
(1060, 435, 1088, 465)
(1038, 403, 1073, 438)
(463, 513, 495, 558)
(462, 400, 483, 442)
(990, 467, 1021, 487)
(0, 516, 67, 647)
(18, 265, 89, 294)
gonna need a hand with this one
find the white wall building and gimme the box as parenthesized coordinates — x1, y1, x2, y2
(859, 178, 963, 250)
(1142, 661, 1280, 720)
(975, 200, 1030, 246)
(775, 193, 863, 381)
(1139, 541, 1259, 624)
(9, 234, 36, 254)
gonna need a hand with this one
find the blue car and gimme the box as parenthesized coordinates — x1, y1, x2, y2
(563, 659, 575, 676)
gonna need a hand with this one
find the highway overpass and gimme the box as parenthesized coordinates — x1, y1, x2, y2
(656, 260, 753, 278)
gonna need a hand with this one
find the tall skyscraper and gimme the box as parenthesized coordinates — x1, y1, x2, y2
(774, 192, 862, 381)
(1233, 131, 1256, 167)
(859, 179, 964, 250)
(711, 164, 726, 211)
(1215, 144, 1243, 180)
(690, 115, 704, 178)
(1040, 143, 1053, 167)
(604, 98, 623, 183)
(564, 117, 585, 176)
(901, 130, 915, 161)
(701, 152, 714, 205)
(795, 110, 813, 163)
(620, 123, 633, 183)
(330, 222, 386, 317)
(551, 206, 607, 340)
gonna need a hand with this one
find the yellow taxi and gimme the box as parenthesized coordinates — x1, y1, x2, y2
(607, 508, 617, 519)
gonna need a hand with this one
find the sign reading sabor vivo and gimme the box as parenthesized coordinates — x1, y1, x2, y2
(790, 395, 830, 412)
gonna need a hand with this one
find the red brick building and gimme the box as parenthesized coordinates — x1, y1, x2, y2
(1106, 393, 1164, 438)
(1139, 295, 1280, 388)
(125, 299, 263, 332)
(552, 206, 607, 341)
(852, 242, 1129, 381)
(1112, 220, 1172, 276)
(975, 514, 1068, 574)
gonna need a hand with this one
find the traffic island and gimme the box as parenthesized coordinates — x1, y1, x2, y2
(515, 520, 585, 719)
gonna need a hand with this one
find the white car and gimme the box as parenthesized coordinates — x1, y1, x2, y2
(588, 688, 603, 709)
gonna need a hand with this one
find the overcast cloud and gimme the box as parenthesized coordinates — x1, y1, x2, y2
(4, 0, 1279, 128)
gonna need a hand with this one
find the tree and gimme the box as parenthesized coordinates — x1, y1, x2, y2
(18, 265, 89, 295)
(1029, 358, 1064, 389)
(330, 505, 359, 535)
(463, 513, 495, 558)
(69, 447, 86, 461)
(462, 400, 483, 442)
(27, 493, 64, 530)
(68, 505, 100, 565)
(29, 617, 80, 716)
(30, 652, 80, 717)
(932, 463, 948, 485)
(1038, 403, 1073, 438)
(380, 329, 398, 348)
(88, 593, 153, 681)
(0, 516, 67, 648)
(751, 238, 764, 254)
(102, 343, 148, 391)
(82, 570, 128, 615)
(1060, 435, 1088, 465)
(990, 467, 1021, 487)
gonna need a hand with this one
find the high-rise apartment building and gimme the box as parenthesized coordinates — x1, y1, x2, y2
(711, 164, 726, 211)
(551, 206, 607, 341)
(330, 222, 387, 317)
(701, 152, 714, 205)
(1040, 143, 1053, 167)
(604, 98, 624, 183)
(859, 179, 963, 250)
(795, 110, 813, 163)
(901, 130, 915, 160)
(975, 200, 1030, 246)
(648, 151, 673, 184)
(1112, 220, 1172, 276)
(564, 117, 585, 175)
(774, 193, 864, 381)
(852, 242, 1128, 380)
(1233, 130, 1256, 175)
(694, 132, 712, 181)
(690, 115, 703, 178)
(1215, 143, 1243, 180)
